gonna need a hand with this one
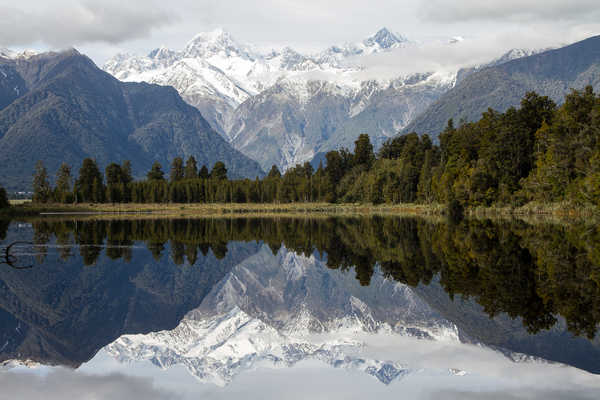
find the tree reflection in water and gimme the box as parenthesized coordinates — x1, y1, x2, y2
(5, 216, 597, 340)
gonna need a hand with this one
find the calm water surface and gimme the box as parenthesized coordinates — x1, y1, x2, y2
(1, 217, 599, 399)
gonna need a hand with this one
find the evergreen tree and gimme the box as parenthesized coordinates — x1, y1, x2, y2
(105, 163, 124, 203)
(33, 160, 51, 203)
(121, 160, 133, 184)
(198, 165, 209, 179)
(55, 163, 73, 203)
(184, 156, 198, 180)
(105, 163, 123, 185)
(417, 150, 434, 203)
(120, 160, 133, 202)
(170, 157, 184, 182)
(267, 165, 282, 178)
(210, 161, 228, 180)
(147, 162, 165, 181)
(75, 159, 104, 203)
(0, 185, 9, 209)
(92, 178, 105, 203)
(353, 134, 375, 169)
(325, 151, 344, 184)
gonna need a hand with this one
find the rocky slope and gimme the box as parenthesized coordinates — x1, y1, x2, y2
(104, 28, 458, 171)
(404, 35, 600, 136)
(0, 50, 263, 190)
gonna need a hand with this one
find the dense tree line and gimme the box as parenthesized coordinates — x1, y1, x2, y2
(22, 216, 600, 339)
(0, 185, 9, 209)
(336, 87, 599, 207)
(32, 154, 334, 204)
(32, 87, 600, 207)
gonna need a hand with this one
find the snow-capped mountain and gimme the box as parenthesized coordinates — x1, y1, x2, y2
(228, 72, 454, 170)
(317, 27, 411, 64)
(0, 48, 38, 60)
(455, 47, 550, 84)
(104, 28, 542, 171)
(103, 28, 451, 170)
(104, 28, 359, 142)
(102, 246, 468, 386)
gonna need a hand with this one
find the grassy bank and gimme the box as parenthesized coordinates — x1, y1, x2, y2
(4, 202, 444, 218)
(2, 201, 598, 219)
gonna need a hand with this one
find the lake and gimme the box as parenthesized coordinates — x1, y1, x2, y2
(1, 216, 599, 399)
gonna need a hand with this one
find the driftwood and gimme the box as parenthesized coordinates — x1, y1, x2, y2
(1, 241, 33, 270)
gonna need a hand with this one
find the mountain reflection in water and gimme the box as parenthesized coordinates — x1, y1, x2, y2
(0, 216, 599, 385)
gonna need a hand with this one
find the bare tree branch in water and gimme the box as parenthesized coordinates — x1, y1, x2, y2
(1, 241, 34, 270)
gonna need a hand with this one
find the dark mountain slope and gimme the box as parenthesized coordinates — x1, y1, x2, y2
(404, 35, 600, 136)
(0, 50, 263, 190)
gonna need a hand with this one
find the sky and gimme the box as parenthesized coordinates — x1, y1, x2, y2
(1, 0, 600, 67)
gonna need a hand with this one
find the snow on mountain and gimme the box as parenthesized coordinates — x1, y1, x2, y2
(0, 359, 41, 371)
(364, 27, 410, 50)
(228, 71, 455, 171)
(103, 28, 539, 171)
(456, 47, 550, 84)
(103, 246, 465, 386)
(0, 48, 16, 59)
(0, 48, 38, 60)
(104, 28, 370, 142)
(317, 27, 411, 64)
(104, 27, 414, 107)
(488, 47, 549, 67)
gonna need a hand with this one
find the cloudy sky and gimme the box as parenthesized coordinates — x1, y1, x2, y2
(3, 336, 600, 400)
(1, 0, 600, 70)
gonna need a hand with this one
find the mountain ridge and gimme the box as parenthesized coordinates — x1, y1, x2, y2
(0, 50, 264, 190)
(404, 35, 600, 136)
(103, 28, 559, 171)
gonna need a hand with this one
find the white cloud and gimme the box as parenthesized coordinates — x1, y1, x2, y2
(419, 0, 600, 23)
(0, 368, 179, 400)
(0, 1, 598, 73)
(0, 0, 176, 47)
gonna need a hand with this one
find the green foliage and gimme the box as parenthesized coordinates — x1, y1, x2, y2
(54, 163, 73, 203)
(198, 165, 209, 179)
(522, 87, 600, 204)
(353, 133, 375, 169)
(0, 185, 9, 209)
(210, 161, 228, 181)
(267, 165, 282, 178)
(184, 156, 198, 180)
(33, 160, 51, 203)
(121, 161, 133, 184)
(447, 198, 464, 222)
(29, 217, 600, 339)
(36, 89, 600, 208)
(147, 162, 165, 181)
(170, 157, 185, 183)
(75, 159, 104, 203)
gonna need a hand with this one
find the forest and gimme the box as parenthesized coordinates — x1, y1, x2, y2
(17, 86, 600, 209)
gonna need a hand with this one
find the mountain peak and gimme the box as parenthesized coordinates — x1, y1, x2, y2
(147, 45, 176, 60)
(183, 28, 250, 59)
(0, 47, 40, 60)
(0, 47, 16, 59)
(188, 28, 234, 46)
(364, 27, 408, 49)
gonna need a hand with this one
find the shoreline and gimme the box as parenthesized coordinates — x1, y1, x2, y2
(3, 201, 598, 222)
